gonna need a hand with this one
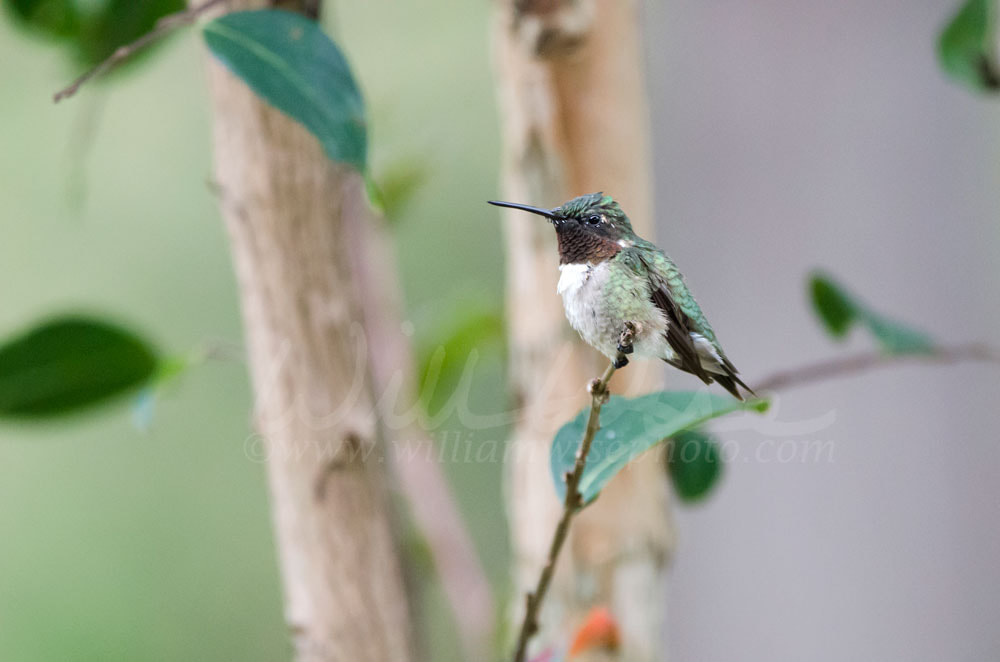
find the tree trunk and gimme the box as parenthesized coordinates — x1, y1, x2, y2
(343, 195, 495, 660)
(200, 2, 416, 660)
(492, 0, 675, 659)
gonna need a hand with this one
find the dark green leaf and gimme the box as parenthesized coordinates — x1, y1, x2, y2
(4, 0, 185, 68)
(667, 428, 723, 502)
(203, 9, 367, 171)
(938, 0, 1000, 92)
(550, 391, 767, 505)
(810, 275, 855, 338)
(0, 315, 160, 418)
(4, 0, 81, 38)
(78, 0, 185, 67)
(809, 272, 935, 355)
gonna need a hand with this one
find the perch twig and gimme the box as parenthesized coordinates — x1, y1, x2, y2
(511, 323, 635, 662)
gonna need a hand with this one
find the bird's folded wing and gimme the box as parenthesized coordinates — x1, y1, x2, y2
(625, 249, 712, 384)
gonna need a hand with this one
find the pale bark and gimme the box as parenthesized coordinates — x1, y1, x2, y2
(492, 0, 675, 659)
(343, 196, 495, 659)
(200, 2, 415, 660)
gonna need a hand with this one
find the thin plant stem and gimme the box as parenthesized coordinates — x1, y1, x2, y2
(53, 0, 228, 103)
(511, 325, 634, 662)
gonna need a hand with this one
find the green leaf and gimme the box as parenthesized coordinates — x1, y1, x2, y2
(418, 308, 505, 417)
(808, 272, 935, 355)
(4, 0, 185, 68)
(938, 0, 1000, 92)
(375, 159, 427, 221)
(130, 355, 190, 431)
(77, 0, 186, 67)
(550, 391, 767, 505)
(667, 428, 723, 502)
(4, 0, 81, 38)
(863, 315, 936, 355)
(810, 275, 854, 338)
(203, 9, 367, 171)
(0, 315, 160, 418)
(364, 172, 386, 215)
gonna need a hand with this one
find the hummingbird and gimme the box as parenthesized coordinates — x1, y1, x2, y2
(489, 192, 753, 400)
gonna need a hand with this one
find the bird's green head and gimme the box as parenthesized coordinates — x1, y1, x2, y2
(489, 192, 635, 264)
(554, 193, 633, 234)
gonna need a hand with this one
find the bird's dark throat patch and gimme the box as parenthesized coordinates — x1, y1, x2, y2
(556, 224, 621, 264)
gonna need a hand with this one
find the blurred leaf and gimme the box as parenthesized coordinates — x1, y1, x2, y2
(129, 355, 189, 431)
(0, 315, 160, 418)
(810, 275, 854, 338)
(864, 314, 936, 355)
(4, 0, 81, 38)
(666, 428, 723, 502)
(550, 391, 767, 505)
(203, 9, 367, 171)
(78, 0, 185, 66)
(375, 159, 427, 220)
(809, 272, 935, 355)
(3, 0, 185, 68)
(364, 172, 386, 215)
(364, 159, 428, 221)
(938, 0, 1000, 92)
(400, 521, 436, 583)
(155, 354, 188, 383)
(418, 308, 504, 416)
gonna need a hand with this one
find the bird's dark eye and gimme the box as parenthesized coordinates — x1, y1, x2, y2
(586, 214, 602, 224)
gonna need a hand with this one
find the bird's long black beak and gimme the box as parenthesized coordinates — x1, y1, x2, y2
(488, 200, 560, 220)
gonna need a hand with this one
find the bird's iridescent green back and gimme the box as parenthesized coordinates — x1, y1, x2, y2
(619, 239, 720, 347)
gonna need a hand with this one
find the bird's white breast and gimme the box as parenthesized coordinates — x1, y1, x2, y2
(557, 262, 594, 297)
(557, 261, 675, 362)
(557, 262, 612, 354)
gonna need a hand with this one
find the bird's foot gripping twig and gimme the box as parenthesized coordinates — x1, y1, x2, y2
(613, 321, 636, 368)
(616, 321, 636, 355)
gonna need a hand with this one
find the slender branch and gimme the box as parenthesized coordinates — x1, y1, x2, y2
(510, 338, 997, 660)
(511, 325, 634, 662)
(754, 342, 999, 393)
(53, 0, 228, 103)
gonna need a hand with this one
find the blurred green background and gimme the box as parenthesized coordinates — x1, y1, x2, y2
(0, 2, 507, 660)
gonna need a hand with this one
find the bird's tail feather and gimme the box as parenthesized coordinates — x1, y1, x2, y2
(713, 374, 746, 401)
(664, 358, 755, 401)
